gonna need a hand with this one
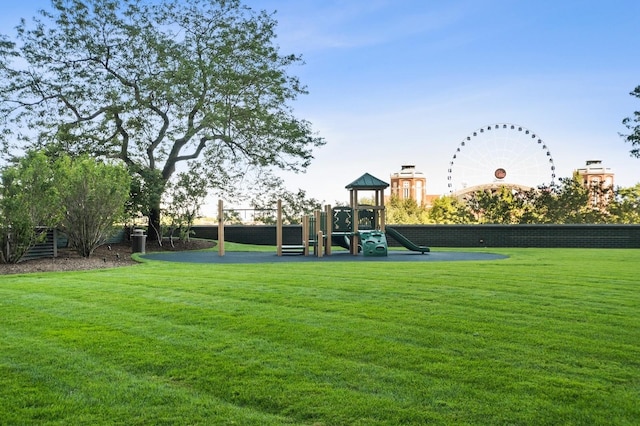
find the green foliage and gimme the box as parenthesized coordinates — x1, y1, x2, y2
(55, 155, 131, 257)
(386, 195, 430, 224)
(223, 209, 245, 225)
(537, 175, 610, 224)
(427, 195, 474, 224)
(0, 0, 325, 241)
(1, 249, 639, 424)
(127, 168, 164, 222)
(0, 150, 130, 261)
(467, 186, 527, 224)
(162, 165, 209, 244)
(609, 183, 640, 223)
(0, 151, 62, 263)
(385, 176, 639, 225)
(621, 85, 640, 157)
(549, 175, 595, 223)
(387, 176, 639, 225)
(457, 174, 620, 224)
(251, 187, 322, 225)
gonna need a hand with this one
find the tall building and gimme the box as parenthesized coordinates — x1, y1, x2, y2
(574, 160, 614, 208)
(390, 165, 428, 206)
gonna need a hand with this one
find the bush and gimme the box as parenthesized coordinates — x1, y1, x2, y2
(55, 155, 131, 257)
(0, 151, 61, 263)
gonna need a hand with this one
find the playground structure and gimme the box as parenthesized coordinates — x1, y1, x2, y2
(216, 172, 430, 258)
(277, 200, 333, 257)
(275, 173, 430, 257)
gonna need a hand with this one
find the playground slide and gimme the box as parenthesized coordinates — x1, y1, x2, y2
(331, 234, 351, 250)
(385, 227, 430, 254)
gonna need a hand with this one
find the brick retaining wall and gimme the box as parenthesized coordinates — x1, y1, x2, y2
(192, 224, 640, 248)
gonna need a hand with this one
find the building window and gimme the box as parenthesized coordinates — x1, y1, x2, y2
(416, 181, 423, 206)
(402, 181, 410, 199)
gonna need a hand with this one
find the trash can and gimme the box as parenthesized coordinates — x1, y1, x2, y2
(131, 229, 147, 254)
(360, 230, 388, 257)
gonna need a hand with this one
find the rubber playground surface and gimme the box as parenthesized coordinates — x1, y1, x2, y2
(141, 250, 508, 264)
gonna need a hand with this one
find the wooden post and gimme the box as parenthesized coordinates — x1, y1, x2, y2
(302, 215, 310, 256)
(314, 209, 322, 256)
(379, 189, 386, 231)
(276, 199, 283, 256)
(218, 200, 225, 256)
(324, 204, 332, 256)
(351, 189, 359, 255)
(53, 228, 58, 258)
(316, 231, 324, 258)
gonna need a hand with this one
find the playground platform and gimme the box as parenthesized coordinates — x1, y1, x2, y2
(141, 250, 508, 264)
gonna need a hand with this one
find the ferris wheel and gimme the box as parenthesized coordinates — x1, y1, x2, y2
(447, 123, 556, 195)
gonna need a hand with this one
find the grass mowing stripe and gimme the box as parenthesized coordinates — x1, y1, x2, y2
(1, 289, 445, 423)
(0, 328, 298, 425)
(1, 248, 639, 424)
(7, 272, 636, 378)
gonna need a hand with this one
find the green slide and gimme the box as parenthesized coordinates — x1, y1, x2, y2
(385, 227, 430, 254)
(331, 234, 351, 250)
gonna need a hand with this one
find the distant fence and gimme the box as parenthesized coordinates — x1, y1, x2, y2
(17, 224, 640, 262)
(384, 224, 640, 248)
(193, 225, 302, 246)
(21, 228, 129, 262)
(191, 224, 640, 248)
(20, 228, 59, 261)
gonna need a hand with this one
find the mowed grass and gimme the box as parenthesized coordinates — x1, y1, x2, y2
(1, 248, 639, 425)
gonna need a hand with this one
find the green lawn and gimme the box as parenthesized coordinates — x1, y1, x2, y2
(1, 247, 639, 425)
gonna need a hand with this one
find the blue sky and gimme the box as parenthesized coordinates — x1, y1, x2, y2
(242, 0, 640, 205)
(3, 1, 640, 209)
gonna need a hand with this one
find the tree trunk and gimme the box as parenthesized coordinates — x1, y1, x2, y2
(148, 205, 162, 245)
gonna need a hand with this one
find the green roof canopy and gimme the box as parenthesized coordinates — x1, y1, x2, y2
(345, 173, 389, 190)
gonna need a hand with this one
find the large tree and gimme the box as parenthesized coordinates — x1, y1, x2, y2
(622, 85, 640, 157)
(0, 0, 324, 241)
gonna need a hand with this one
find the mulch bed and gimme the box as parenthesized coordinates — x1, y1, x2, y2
(0, 239, 215, 275)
